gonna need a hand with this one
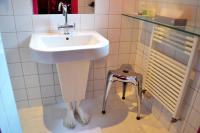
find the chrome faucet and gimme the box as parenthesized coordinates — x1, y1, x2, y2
(58, 2, 75, 35)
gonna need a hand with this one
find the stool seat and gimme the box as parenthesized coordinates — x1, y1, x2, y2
(102, 64, 143, 120)
(110, 64, 142, 82)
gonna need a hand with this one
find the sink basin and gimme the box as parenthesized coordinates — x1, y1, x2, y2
(29, 31, 109, 64)
(29, 31, 109, 107)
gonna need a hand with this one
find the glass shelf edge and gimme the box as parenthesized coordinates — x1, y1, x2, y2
(122, 14, 200, 37)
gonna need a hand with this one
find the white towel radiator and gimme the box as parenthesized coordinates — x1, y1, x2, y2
(144, 25, 199, 122)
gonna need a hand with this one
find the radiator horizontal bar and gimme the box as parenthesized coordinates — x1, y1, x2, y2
(146, 73, 179, 101)
(155, 26, 195, 43)
(149, 59, 184, 83)
(147, 68, 181, 95)
(154, 29, 194, 48)
(153, 34, 192, 54)
(148, 64, 183, 89)
(150, 51, 186, 75)
(145, 83, 176, 112)
(151, 49, 186, 70)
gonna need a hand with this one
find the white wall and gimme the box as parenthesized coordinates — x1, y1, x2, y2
(0, 34, 22, 133)
(0, 0, 138, 108)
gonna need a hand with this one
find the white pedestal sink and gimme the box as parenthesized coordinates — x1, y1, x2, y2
(29, 31, 109, 102)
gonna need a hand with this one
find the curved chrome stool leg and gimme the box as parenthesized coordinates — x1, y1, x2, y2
(135, 82, 141, 120)
(122, 82, 127, 100)
(102, 72, 113, 114)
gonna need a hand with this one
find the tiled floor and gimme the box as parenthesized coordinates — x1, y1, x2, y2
(19, 93, 169, 133)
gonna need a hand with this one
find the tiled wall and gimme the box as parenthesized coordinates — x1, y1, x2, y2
(132, 0, 200, 133)
(0, 34, 22, 133)
(0, 0, 138, 108)
(78, 0, 94, 13)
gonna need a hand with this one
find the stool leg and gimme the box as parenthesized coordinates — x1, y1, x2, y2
(122, 82, 127, 100)
(135, 82, 142, 120)
(102, 74, 113, 114)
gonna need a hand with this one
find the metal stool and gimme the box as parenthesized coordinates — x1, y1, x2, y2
(101, 64, 143, 120)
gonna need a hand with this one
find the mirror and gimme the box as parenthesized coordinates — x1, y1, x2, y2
(33, 0, 95, 14)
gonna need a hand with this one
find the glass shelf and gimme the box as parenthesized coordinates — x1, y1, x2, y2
(122, 14, 200, 37)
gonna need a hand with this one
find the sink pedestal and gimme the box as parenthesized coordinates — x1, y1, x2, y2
(56, 60, 90, 102)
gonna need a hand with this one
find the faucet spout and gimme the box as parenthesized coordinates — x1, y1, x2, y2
(58, 2, 75, 35)
(58, 2, 68, 24)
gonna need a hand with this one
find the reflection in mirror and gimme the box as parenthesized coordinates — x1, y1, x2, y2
(32, 0, 95, 14)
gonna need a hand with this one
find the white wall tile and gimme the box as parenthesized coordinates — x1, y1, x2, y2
(53, 73, 59, 85)
(38, 63, 53, 74)
(55, 96, 64, 103)
(86, 81, 93, 92)
(130, 42, 137, 54)
(1, 33, 18, 48)
(41, 86, 55, 98)
(24, 75, 40, 88)
(183, 122, 196, 133)
(159, 107, 172, 129)
(184, 88, 197, 106)
(49, 14, 64, 31)
(19, 48, 32, 62)
(94, 68, 106, 80)
(17, 32, 32, 48)
(95, 15, 108, 29)
(107, 54, 118, 67)
(94, 79, 105, 90)
(12, 0, 32, 15)
(15, 16, 33, 31)
(129, 54, 136, 65)
(16, 100, 29, 109)
(94, 58, 106, 68)
(5, 49, 20, 63)
(187, 108, 200, 130)
(120, 29, 133, 42)
(196, 7, 200, 27)
(119, 42, 131, 54)
(11, 76, 25, 90)
(28, 99, 42, 106)
(27, 87, 41, 99)
(108, 29, 120, 42)
(109, 0, 122, 14)
(122, 0, 137, 15)
(151, 98, 163, 120)
(22, 62, 38, 75)
(108, 15, 121, 28)
(80, 14, 95, 30)
(14, 89, 27, 101)
(53, 65, 57, 72)
(109, 43, 119, 54)
(193, 91, 200, 112)
(121, 16, 134, 28)
(0, 0, 13, 15)
(88, 67, 94, 81)
(42, 97, 56, 105)
(0, 16, 16, 32)
(54, 85, 62, 96)
(8, 63, 23, 77)
(95, 0, 109, 14)
(96, 29, 108, 38)
(118, 54, 130, 66)
(32, 15, 50, 31)
(39, 74, 54, 86)
(68, 14, 81, 29)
